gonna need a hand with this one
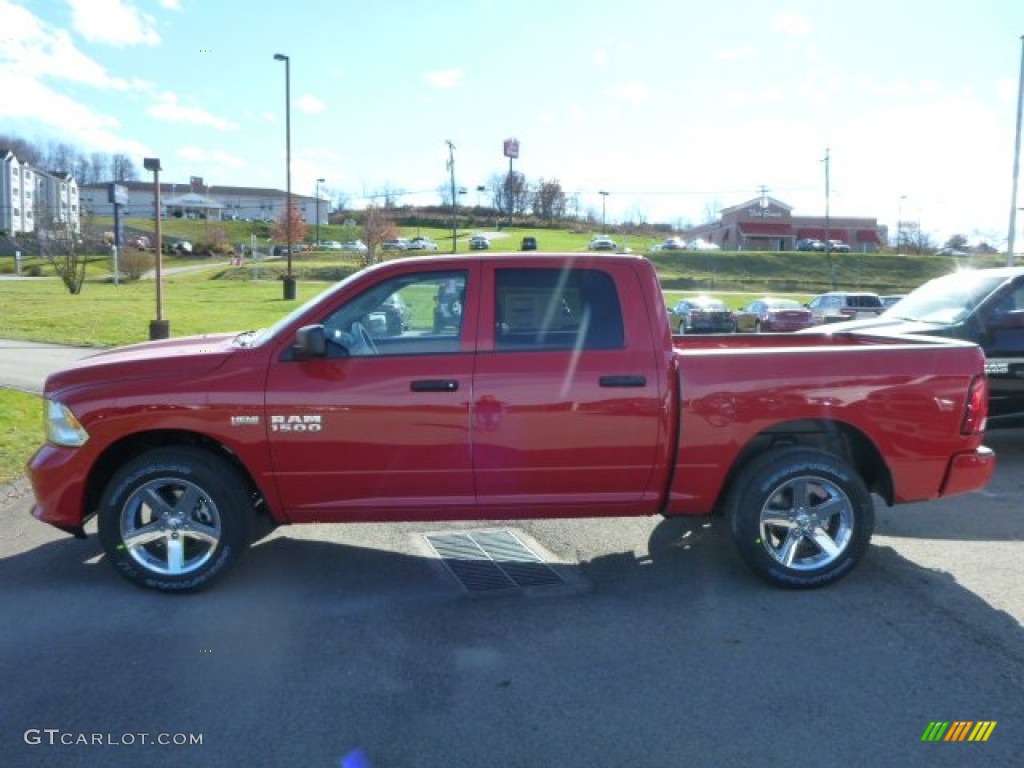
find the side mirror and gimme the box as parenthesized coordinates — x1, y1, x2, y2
(294, 324, 328, 358)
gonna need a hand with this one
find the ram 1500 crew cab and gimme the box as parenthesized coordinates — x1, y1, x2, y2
(28, 254, 994, 591)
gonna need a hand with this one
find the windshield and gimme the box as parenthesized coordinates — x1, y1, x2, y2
(235, 272, 365, 347)
(886, 271, 1009, 325)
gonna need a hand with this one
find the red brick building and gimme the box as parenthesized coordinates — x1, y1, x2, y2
(682, 196, 885, 252)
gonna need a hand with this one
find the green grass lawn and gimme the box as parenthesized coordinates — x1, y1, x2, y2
(0, 389, 42, 484)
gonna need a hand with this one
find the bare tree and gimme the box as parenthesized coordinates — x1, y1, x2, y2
(702, 199, 723, 225)
(333, 191, 350, 214)
(437, 181, 454, 208)
(74, 155, 94, 184)
(90, 152, 109, 182)
(0, 134, 43, 165)
(110, 154, 138, 182)
(362, 204, 398, 265)
(531, 178, 567, 221)
(488, 171, 528, 218)
(901, 221, 935, 254)
(45, 142, 76, 173)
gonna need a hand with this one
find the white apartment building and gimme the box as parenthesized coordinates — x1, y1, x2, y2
(1, 149, 80, 235)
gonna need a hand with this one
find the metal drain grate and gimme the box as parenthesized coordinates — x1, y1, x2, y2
(423, 529, 566, 592)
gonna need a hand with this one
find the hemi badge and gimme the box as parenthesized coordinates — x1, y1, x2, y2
(230, 415, 260, 426)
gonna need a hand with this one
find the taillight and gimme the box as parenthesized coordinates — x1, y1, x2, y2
(961, 375, 988, 435)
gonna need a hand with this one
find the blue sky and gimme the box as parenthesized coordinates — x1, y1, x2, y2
(3, 0, 1024, 245)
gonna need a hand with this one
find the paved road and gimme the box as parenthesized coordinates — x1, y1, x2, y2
(0, 340, 99, 394)
(0, 431, 1021, 767)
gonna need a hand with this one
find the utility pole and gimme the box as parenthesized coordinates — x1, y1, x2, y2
(1007, 35, 1024, 266)
(823, 148, 834, 289)
(446, 140, 457, 253)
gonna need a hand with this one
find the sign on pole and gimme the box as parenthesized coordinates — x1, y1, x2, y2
(503, 138, 519, 159)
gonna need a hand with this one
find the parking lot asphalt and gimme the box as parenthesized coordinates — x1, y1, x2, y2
(1, 427, 1022, 767)
(0, 340, 98, 394)
(1, 341, 1022, 766)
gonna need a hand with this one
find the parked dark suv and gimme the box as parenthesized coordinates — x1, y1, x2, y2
(520, 236, 537, 251)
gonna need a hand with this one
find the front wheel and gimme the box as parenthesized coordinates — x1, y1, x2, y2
(726, 447, 874, 588)
(98, 447, 252, 592)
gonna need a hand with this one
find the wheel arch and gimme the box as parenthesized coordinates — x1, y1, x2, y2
(714, 418, 893, 513)
(84, 430, 277, 534)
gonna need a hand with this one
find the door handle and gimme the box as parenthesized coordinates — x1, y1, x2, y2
(599, 375, 647, 388)
(410, 379, 459, 392)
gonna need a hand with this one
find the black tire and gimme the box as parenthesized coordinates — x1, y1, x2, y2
(98, 447, 251, 592)
(725, 447, 874, 588)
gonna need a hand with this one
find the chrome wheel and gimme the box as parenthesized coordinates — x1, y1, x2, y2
(120, 477, 222, 576)
(757, 475, 854, 571)
(727, 447, 874, 588)
(99, 447, 250, 591)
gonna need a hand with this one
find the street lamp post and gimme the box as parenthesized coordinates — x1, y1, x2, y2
(273, 52, 296, 300)
(897, 195, 906, 254)
(143, 157, 169, 340)
(315, 177, 325, 248)
(599, 190, 609, 232)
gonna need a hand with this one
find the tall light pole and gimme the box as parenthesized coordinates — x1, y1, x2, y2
(897, 195, 906, 254)
(1007, 35, 1024, 266)
(823, 148, 835, 289)
(143, 157, 169, 339)
(446, 140, 457, 253)
(273, 52, 295, 300)
(315, 177, 325, 248)
(599, 190, 609, 232)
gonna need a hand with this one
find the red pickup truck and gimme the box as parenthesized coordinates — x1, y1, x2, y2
(27, 254, 995, 592)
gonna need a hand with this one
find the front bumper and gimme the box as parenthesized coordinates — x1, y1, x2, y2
(27, 443, 94, 535)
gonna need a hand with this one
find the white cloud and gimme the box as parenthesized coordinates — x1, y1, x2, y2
(159, 0, 183, 9)
(147, 92, 238, 130)
(211, 150, 244, 168)
(175, 146, 245, 172)
(608, 82, 652, 106)
(297, 95, 326, 114)
(0, 0, 137, 90)
(0, 71, 149, 157)
(422, 69, 463, 89)
(177, 146, 207, 161)
(714, 46, 756, 61)
(66, 0, 161, 46)
(771, 13, 811, 37)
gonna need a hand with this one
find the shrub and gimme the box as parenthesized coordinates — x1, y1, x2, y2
(119, 249, 154, 280)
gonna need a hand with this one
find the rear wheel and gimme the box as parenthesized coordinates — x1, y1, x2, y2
(726, 447, 873, 588)
(98, 447, 251, 592)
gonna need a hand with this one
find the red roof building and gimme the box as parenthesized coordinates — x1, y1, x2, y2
(682, 196, 886, 252)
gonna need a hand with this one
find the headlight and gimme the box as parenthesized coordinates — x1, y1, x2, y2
(44, 400, 90, 447)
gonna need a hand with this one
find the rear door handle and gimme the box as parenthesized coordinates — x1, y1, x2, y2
(599, 375, 647, 388)
(411, 379, 459, 392)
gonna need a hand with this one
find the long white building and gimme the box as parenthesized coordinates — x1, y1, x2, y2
(79, 176, 326, 227)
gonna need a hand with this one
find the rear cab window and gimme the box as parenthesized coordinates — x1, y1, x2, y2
(491, 268, 625, 351)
